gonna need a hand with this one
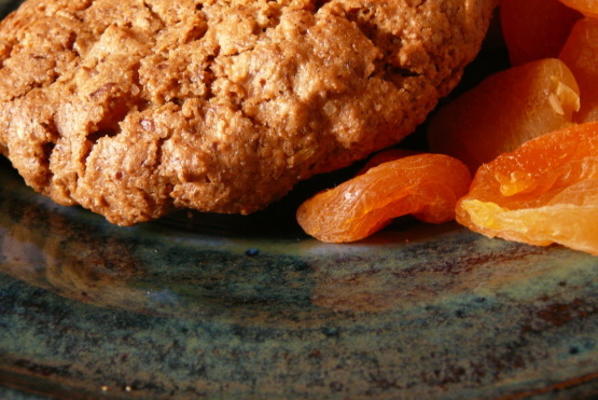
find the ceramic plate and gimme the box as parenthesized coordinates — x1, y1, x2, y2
(1, 1, 597, 399)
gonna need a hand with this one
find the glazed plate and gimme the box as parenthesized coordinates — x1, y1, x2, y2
(2, 153, 598, 400)
(1, 1, 598, 399)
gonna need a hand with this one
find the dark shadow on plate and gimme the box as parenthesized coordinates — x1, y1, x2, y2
(0, 0, 24, 17)
(156, 160, 361, 239)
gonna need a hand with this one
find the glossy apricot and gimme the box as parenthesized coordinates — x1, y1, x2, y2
(559, 0, 598, 17)
(357, 148, 418, 175)
(427, 58, 580, 170)
(560, 18, 598, 123)
(297, 154, 471, 243)
(501, 0, 581, 66)
(456, 123, 598, 255)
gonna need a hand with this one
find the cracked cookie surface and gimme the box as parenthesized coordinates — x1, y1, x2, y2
(0, 0, 496, 225)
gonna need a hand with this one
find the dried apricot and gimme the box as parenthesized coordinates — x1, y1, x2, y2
(297, 154, 471, 243)
(456, 122, 598, 255)
(558, 0, 598, 17)
(501, 0, 581, 66)
(427, 58, 580, 170)
(560, 18, 598, 123)
(357, 148, 418, 175)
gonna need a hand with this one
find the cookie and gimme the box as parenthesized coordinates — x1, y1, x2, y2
(0, 0, 496, 225)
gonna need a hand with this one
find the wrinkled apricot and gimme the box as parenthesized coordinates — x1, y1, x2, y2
(456, 122, 598, 256)
(560, 18, 598, 123)
(428, 58, 580, 170)
(357, 148, 418, 175)
(297, 154, 471, 243)
(558, 0, 598, 17)
(501, 0, 581, 66)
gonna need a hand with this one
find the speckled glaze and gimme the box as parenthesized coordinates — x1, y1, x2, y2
(1, 152, 598, 400)
(1, 1, 598, 399)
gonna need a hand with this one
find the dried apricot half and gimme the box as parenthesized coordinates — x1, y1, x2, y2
(501, 0, 581, 66)
(297, 154, 471, 243)
(558, 0, 598, 18)
(456, 122, 598, 255)
(428, 58, 580, 170)
(357, 148, 419, 175)
(560, 18, 598, 123)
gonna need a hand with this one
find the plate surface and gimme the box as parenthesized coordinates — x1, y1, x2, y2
(1, 153, 598, 400)
(0, 1, 597, 399)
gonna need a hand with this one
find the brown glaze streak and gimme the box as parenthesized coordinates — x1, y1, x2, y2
(494, 372, 598, 400)
(310, 237, 550, 313)
(537, 298, 595, 327)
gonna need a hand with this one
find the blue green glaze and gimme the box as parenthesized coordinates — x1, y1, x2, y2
(0, 151, 597, 400)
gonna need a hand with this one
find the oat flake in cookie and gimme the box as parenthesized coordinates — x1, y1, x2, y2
(0, 0, 496, 225)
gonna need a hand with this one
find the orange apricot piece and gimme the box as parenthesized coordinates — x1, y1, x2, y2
(501, 0, 581, 66)
(357, 148, 419, 175)
(456, 122, 598, 255)
(558, 0, 598, 17)
(427, 58, 580, 171)
(560, 18, 598, 123)
(297, 154, 471, 243)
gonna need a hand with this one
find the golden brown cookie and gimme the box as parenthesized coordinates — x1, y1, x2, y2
(0, 0, 496, 225)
